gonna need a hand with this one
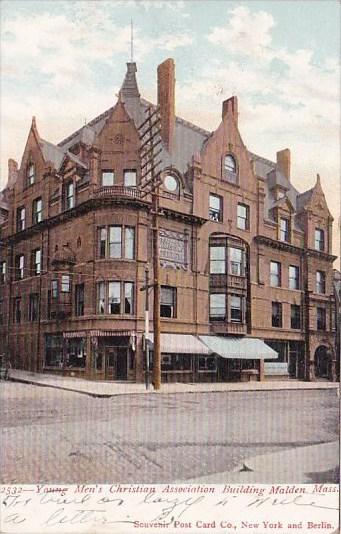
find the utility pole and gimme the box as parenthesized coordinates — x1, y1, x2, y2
(138, 106, 163, 390)
(144, 266, 150, 389)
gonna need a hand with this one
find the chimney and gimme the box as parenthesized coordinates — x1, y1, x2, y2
(222, 96, 238, 125)
(8, 159, 18, 187)
(276, 149, 291, 181)
(157, 58, 175, 152)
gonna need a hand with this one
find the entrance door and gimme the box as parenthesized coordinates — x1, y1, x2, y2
(116, 348, 127, 380)
(105, 348, 116, 380)
(315, 346, 330, 379)
(105, 347, 128, 380)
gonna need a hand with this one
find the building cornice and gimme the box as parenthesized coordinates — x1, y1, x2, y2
(255, 235, 337, 262)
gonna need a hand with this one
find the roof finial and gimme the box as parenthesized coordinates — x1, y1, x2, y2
(130, 18, 134, 63)
(316, 173, 321, 185)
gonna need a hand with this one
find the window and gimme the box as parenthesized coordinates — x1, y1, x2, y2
(270, 261, 281, 287)
(280, 218, 290, 242)
(16, 207, 26, 231)
(125, 228, 135, 259)
(198, 356, 217, 371)
(124, 170, 137, 187)
(75, 284, 85, 316)
(97, 282, 105, 314)
(272, 302, 282, 327)
(223, 155, 237, 183)
(230, 295, 242, 322)
(164, 174, 179, 193)
(15, 255, 25, 280)
(99, 228, 107, 258)
(45, 334, 63, 367)
(51, 279, 58, 298)
(291, 304, 301, 329)
(160, 286, 176, 318)
(210, 293, 226, 320)
(229, 247, 244, 276)
(316, 271, 326, 294)
(0, 261, 6, 283)
(13, 297, 21, 323)
(108, 282, 120, 314)
(209, 194, 223, 222)
(289, 265, 300, 290)
(237, 203, 249, 230)
(317, 307, 326, 331)
(102, 170, 115, 186)
(109, 226, 122, 258)
(124, 282, 134, 314)
(315, 229, 325, 251)
(29, 293, 39, 321)
(61, 274, 71, 293)
(32, 197, 42, 224)
(0, 299, 3, 325)
(66, 182, 74, 209)
(66, 338, 86, 368)
(27, 163, 35, 186)
(32, 249, 41, 275)
(210, 246, 226, 274)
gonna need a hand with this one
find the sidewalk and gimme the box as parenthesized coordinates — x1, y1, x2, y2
(6, 368, 340, 397)
(181, 440, 340, 484)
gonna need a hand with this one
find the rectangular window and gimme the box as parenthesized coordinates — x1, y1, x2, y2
(51, 279, 58, 299)
(317, 307, 326, 330)
(66, 182, 74, 209)
(316, 271, 326, 294)
(97, 282, 105, 314)
(210, 246, 226, 274)
(160, 286, 176, 318)
(125, 227, 135, 259)
(270, 261, 281, 287)
(16, 207, 26, 231)
(124, 282, 134, 314)
(29, 293, 39, 321)
(32, 197, 42, 224)
(272, 302, 282, 327)
(291, 304, 301, 329)
(13, 297, 21, 323)
(198, 355, 217, 371)
(99, 228, 107, 258)
(75, 283, 85, 316)
(15, 255, 25, 280)
(289, 265, 300, 290)
(66, 338, 86, 368)
(27, 163, 35, 186)
(45, 334, 63, 367)
(0, 261, 6, 283)
(209, 194, 223, 222)
(102, 170, 115, 186)
(315, 229, 325, 251)
(229, 247, 244, 276)
(237, 203, 249, 230)
(108, 281, 121, 314)
(124, 170, 137, 187)
(280, 218, 290, 242)
(109, 226, 122, 258)
(32, 249, 41, 275)
(210, 293, 226, 320)
(61, 274, 71, 293)
(230, 295, 242, 322)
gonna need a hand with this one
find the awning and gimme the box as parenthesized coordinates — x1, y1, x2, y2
(199, 336, 278, 360)
(146, 333, 211, 355)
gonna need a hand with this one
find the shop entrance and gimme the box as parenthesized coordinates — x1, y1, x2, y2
(314, 346, 331, 379)
(105, 347, 128, 380)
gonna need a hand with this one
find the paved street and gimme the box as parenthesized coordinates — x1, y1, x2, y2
(0, 382, 339, 484)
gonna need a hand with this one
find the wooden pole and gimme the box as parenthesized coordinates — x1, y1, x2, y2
(152, 182, 161, 390)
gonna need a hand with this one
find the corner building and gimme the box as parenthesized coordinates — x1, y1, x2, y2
(0, 59, 337, 382)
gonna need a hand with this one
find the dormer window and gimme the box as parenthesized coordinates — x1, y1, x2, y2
(27, 163, 35, 186)
(315, 229, 325, 251)
(164, 174, 179, 193)
(223, 154, 237, 184)
(102, 170, 114, 186)
(280, 218, 290, 242)
(66, 182, 74, 209)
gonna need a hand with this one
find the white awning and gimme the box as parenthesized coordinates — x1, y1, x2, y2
(146, 333, 211, 355)
(199, 336, 278, 360)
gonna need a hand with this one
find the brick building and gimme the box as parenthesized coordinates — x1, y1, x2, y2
(0, 59, 337, 382)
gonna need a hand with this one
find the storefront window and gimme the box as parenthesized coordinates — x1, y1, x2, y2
(198, 356, 217, 371)
(45, 334, 63, 367)
(65, 338, 86, 368)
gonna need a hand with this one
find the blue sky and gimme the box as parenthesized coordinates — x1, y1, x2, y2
(1, 0, 340, 255)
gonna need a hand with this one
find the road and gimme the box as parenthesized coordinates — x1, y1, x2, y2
(0, 382, 339, 484)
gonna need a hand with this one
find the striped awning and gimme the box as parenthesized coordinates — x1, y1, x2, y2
(63, 330, 133, 339)
(146, 333, 211, 355)
(199, 336, 278, 360)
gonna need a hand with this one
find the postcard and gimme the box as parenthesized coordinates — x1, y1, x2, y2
(0, 1, 340, 533)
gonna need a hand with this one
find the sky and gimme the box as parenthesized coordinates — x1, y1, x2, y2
(1, 0, 340, 259)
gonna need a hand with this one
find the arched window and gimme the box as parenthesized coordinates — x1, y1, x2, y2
(223, 155, 237, 184)
(164, 174, 179, 193)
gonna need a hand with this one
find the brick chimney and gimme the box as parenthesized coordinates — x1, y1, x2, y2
(222, 96, 238, 125)
(276, 149, 291, 181)
(157, 58, 175, 153)
(8, 159, 18, 187)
